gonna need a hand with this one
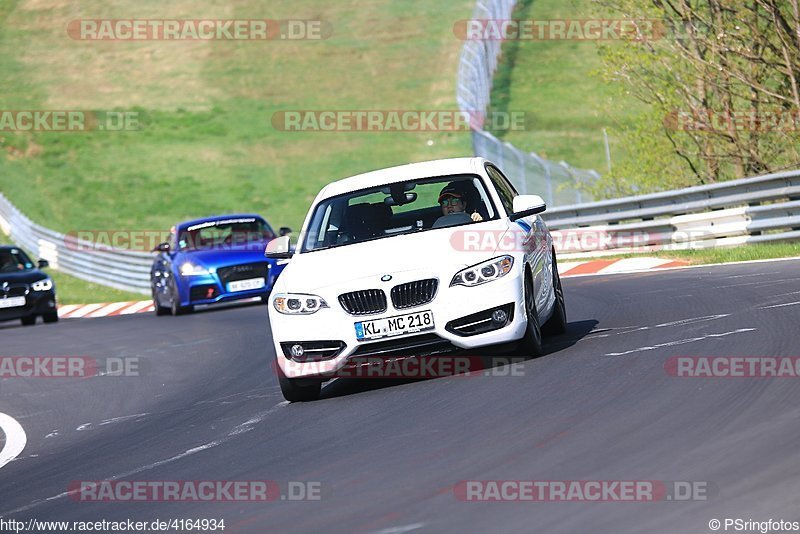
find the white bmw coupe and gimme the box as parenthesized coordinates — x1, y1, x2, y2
(266, 157, 566, 401)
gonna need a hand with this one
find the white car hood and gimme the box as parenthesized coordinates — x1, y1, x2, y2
(276, 219, 514, 292)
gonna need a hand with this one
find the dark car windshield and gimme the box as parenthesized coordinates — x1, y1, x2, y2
(178, 218, 275, 251)
(301, 174, 498, 253)
(0, 248, 35, 273)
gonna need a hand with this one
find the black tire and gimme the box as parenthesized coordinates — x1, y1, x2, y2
(276, 362, 322, 402)
(518, 270, 543, 357)
(153, 290, 170, 316)
(542, 250, 567, 336)
(43, 312, 59, 324)
(21, 315, 36, 326)
(169, 282, 191, 316)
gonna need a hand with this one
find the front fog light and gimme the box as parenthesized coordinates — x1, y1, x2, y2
(491, 309, 508, 324)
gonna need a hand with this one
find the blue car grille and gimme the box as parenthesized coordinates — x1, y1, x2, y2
(218, 263, 269, 286)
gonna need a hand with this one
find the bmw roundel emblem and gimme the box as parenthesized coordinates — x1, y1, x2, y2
(381, 275, 392, 282)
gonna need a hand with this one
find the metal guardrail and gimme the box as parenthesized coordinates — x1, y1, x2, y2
(0, 193, 152, 294)
(545, 169, 800, 258)
(456, 0, 600, 206)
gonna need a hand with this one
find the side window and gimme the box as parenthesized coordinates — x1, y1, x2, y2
(486, 165, 517, 215)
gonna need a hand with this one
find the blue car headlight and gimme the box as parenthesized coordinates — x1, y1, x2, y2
(180, 263, 211, 276)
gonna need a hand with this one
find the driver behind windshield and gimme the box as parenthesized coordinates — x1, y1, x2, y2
(438, 183, 483, 222)
(0, 251, 25, 272)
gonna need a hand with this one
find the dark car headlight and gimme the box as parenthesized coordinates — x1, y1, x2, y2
(32, 278, 53, 292)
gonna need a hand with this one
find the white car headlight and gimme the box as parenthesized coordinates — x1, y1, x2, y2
(273, 293, 329, 315)
(450, 256, 514, 287)
(180, 263, 210, 276)
(32, 278, 53, 292)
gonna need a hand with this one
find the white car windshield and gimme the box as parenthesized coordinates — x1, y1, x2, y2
(301, 174, 497, 252)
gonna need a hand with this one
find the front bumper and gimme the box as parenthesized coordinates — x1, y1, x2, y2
(177, 267, 282, 307)
(269, 268, 527, 379)
(0, 290, 57, 322)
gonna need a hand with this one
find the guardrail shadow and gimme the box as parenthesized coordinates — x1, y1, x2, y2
(317, 319, 598, 401)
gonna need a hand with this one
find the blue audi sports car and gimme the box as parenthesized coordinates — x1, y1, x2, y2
(150, 214, 289, 316)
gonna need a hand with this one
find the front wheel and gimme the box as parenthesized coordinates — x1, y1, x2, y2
(169, 282, 191, 316)
(43, 312, 59, 324)
(153, 289, 171, 316)
(21, 315, 36, 326)
(542, 251, 567, 336)
(276, 362, 322, 402)
(518, 271, 543, 357)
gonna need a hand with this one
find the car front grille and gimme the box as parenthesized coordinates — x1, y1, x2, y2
(390, 278, 438, 310)
(338, 289, 387, 316)
(3, 284, 29, 298)
(349, 333, 458, 358)
(218, 263, 268, 285)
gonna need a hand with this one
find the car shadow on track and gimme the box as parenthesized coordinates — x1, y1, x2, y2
(317, 319, 598, 401)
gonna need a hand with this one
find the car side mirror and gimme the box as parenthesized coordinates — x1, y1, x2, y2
(509, 195, 546, 221)
(266, 235, 293, 259)
(38, 259, 49, 269)
(153, 242, 170, 253)
(279, 227, 292, 237)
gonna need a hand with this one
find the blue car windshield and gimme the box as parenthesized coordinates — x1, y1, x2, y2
(178, 219, 275, 251)
(0, 248, 35, 273)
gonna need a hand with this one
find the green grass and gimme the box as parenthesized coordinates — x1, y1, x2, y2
(0, 0, 475, 234)
(0, 0, 476, 302)
(48, 270, 146, 305)
(487, 0, 645, 173)
(563, 242, 800, 266)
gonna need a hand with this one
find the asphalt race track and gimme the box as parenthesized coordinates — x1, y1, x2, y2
(2, 258, 800, 533)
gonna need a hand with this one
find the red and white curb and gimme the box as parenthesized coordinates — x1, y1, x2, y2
(559, 257, 689, 277)
(58, 300, 154, 319)
(55, 258, 689, 320)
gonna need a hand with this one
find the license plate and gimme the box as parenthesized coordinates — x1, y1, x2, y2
(0, 297, 26, 309)
(355, 310, 434, 341)
(227, 278, 265, 292)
